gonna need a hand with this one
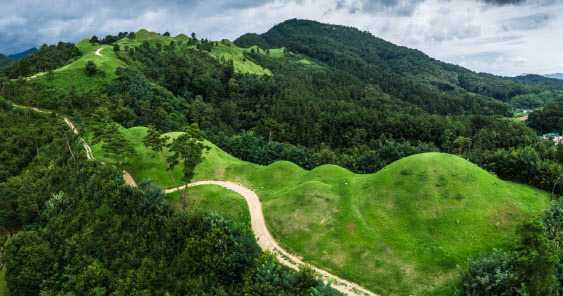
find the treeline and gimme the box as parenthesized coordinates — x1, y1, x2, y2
(207, 131, 438, 172)
(0, 102, 339, 296)
(510, 90, 563, 109)
(459, 202, 562, 295)
(2, 42, 81, 78)
(90, 31, 135, 44)
(528, 102, 563, 134)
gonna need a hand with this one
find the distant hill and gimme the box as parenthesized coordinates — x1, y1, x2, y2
(0, 53, 13, 67)
(235, 19, 562, 116)
(544, 72, 563, 80)
(519, 72, 563, 80)
(8, 47, 38, 60)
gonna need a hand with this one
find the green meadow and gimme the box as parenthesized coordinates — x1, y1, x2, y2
(90, 126, 551, 295)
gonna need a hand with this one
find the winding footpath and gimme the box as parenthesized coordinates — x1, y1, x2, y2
(11, 103, 376, 296)
(94, 46, 105, 57)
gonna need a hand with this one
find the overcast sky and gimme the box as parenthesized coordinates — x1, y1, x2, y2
(1, 0, 561, 76)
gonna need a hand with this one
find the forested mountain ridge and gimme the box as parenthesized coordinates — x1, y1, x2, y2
(235, 19, 563, 114)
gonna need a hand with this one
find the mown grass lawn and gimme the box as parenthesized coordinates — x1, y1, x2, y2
(90, 126, 552, 295)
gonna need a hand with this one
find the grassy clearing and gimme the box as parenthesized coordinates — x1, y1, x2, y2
(90, 126, 552, 295)
(33, 42, 126, 95)
(165, 185, 250, 226)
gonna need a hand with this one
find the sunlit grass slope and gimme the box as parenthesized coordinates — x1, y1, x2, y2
(166, 185, 250, 225)
(34, 40, 126, 95)
(90, 126, 551, 295)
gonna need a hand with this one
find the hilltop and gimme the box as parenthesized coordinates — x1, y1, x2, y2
(7, 47, 38, 60)
(90, 126, 551, 295)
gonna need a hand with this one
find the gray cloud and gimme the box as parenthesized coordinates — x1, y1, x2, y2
(481, 0, 525, 5)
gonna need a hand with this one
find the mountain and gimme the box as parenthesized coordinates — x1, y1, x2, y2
(519, 72, 563, 80)
(7, 47, 38, 60)
(544, 72, 563, 80)
(0, 53, 12, 67)
(235, 19, 563, 113)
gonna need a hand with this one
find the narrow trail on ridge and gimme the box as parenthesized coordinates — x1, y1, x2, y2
(94, 46, 105, 57)
(11, 103, 377, 296)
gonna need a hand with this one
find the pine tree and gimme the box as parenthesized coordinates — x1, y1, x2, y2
(102, 123, 136, 169)
(142, 125, 181, 198)
(168, 123, 209, 210)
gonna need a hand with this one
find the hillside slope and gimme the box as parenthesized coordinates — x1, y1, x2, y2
(235, 19, 563, 114)
(90, 126, 551, 295)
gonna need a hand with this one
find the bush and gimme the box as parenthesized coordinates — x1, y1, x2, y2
(85, 61, 97, 77)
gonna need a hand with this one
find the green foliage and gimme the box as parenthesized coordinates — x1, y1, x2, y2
(528, 102, 563, 134)
(3, 42, 81, 78)
(2, 231, 55, 296)
(460, 203, 562, 296)
(90, 35, 99, 44)
(84, 60, 97, 76)
(101, 123, 136, 169)
(510, 91, 563, 109)
(169, 123, 210, 183)
(460, 250, 520, 296)
(0, 54, 13, 67)
(479, 146, 563, 195)
(516, 220, 558, 295)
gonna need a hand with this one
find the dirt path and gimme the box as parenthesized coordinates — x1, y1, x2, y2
(11, 103, 376, 296)
(164, 181, 376, 296)
(94, 47, 104, 57)
(24, 64, 70, 80)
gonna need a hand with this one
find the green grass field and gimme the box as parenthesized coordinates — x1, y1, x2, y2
(89, 126, 551, 295)
(166, 185, 250, 226)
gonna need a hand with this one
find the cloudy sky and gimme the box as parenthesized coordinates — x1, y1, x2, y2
(1, 0, 561, 76)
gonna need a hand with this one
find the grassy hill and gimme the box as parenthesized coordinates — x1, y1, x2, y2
(34, 43, 126, 95)
(30, 29, 278, 96)
(90, 126, 551, 295)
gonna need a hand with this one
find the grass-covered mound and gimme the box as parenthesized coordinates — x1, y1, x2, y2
(90, 126, 551, 295)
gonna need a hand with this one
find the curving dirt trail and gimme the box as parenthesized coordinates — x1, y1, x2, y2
(94, 47, 104, 57)
(164, 181, 376, 296)
(12, 103, 377, 296)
